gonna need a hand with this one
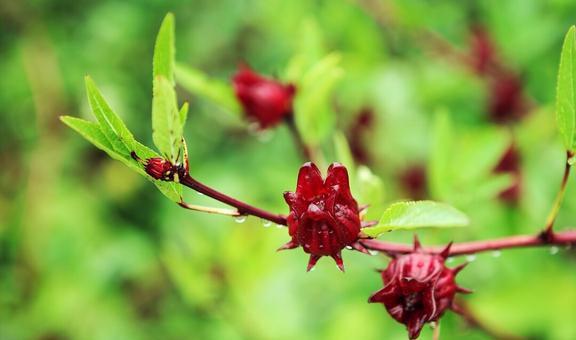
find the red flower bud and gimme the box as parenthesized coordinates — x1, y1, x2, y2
(144, 157, 176, 181)
(368, 238, 470, 339)
(232, 65, 296, 129)
(281, 162, 362, 272)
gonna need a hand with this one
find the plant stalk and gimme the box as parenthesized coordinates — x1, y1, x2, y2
(360, 229, 576, 257)
(543, 150, 573, 234)
(180, 174, 287, 225)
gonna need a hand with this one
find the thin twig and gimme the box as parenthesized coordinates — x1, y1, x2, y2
(285, 114, 315, 162)
(178, 201, 240, 216)
(543, 151, 574, 235)
(180, 174, 287, 226)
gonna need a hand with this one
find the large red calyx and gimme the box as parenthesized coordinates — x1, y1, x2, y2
(232, 64, 296, 129)
(281, 162, 363, 272)
(368, 238, 471, 339)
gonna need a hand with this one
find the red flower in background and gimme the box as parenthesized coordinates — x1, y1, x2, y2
(469, 25, 496, 75)
(494, 144, 522, 203)
(232, 65, 296, 129)
(368, 238, 470, 339)
(488, 72, 528, 123)
(281, 162, 364, 271)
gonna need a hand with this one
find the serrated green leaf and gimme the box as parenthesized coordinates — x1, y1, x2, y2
(60, 116, 116, 156)
(153, 13, 175, 84)
(84, 76, 135, 155)
(175, 62, 241, 116)
(556, 25, 576, 151)
(61, 116, 182, 202)
(152, 75, 182, 160)
(363, 200, 469, 237)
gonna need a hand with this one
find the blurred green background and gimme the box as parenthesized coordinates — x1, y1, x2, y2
(1, 0, 576, 339)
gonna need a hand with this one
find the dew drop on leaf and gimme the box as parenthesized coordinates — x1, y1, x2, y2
(235, 215, 247, 223)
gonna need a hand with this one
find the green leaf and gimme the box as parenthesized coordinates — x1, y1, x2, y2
(175, 63, 241, 116)
(557, 26, 576, 151)
(283, 18, 324, 82)
(153, 13, 175, 84)
(363, 200, 469, 237)
(152, 13, 184, 160)
(152, 75, 182, 160)
(60, 116, 117, 156)
(61, 116, 182, 202)
(428, 109, 453, 200)
(179, 102, 189, 126)
(356, 166, 385, 220)
(294, 53, 342, 145)
(333, 132, 355, 179)
(84, 76, 135, 155)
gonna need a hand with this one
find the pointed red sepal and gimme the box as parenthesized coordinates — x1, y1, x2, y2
(450, 301, 464, 315)
(351, 241, 370, 254)
(456, 286, 473, 294)
(277, 239, 299, 252)
(307, 254, 321, 272)
(451, 262, 469, 275)
(440, 241, 453, 258)
(413, 234, 422, 252)
(331, 252, 345, 272)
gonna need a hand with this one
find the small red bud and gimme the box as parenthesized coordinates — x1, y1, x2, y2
(281, 162, 362, 271)
(232, 64, 296, 129)
(145, 158, 175, 181)
(368, 238, 470, 339)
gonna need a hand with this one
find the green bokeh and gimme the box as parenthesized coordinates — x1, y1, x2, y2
(1, 1, 575, 339)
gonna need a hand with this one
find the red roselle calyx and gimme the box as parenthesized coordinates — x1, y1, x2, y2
(281, 162, 365, 272)
(232, 64, 296, 129)
(368, 237, 471, 339)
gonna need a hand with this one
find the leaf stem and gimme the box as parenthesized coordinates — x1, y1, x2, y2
(180, 174, 287, 225)
(178, 201, 241, 216)
(543, 150, 574, 235)
(360, 229, 576, 257)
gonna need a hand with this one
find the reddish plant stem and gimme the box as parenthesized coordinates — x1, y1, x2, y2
(180, 174, 287, 226)
(285, 114, 314, 162)
(360, 230, 576, 257)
